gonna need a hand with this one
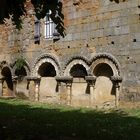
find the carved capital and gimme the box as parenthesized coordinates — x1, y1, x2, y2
(111, 76, 122, 89)
(26, 76, 41, 84)
(111, 76, 122, 83)
(55, 76, 73, 87)
(85, 76, 96, 86)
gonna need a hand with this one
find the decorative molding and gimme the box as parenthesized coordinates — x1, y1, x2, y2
(32, 53, 61, 76)
(11, 59, 31, 76)
(65, 56, 90, 67)
(90, 53, 121, 76)
(111, 76, 122, 82)
(63, 56, 90, 76)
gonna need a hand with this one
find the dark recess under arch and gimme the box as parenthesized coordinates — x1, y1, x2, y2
(38, 62, 56, 77)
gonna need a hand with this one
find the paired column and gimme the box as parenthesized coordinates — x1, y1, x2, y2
(85, 76, 96, 106)
(66, 81, 73, 105)
(55, 76, 73, 105)
(111, 76, 122, 108)
(26, 76, 41, 101)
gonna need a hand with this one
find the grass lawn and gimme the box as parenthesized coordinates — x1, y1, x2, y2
(0, 99, 140, 140)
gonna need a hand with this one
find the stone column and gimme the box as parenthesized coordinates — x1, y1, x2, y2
(12, 76, 18, 97)
(111, 76, 122, 108)
(85, 76, 96, 106)
(0, 77, 4, 97)
(55, 76, 73, 105)
(115, 83, 120, 107)
(34, 78, 41, 101)
(26, 76, 41, 101)
(66, 82, 72, 105)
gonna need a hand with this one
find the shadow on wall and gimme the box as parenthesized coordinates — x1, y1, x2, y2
(94, 63, 116, 96)
(70, 64, 88, 95)
(1, 67, 13, 91)
(86, 84, 90, 94)
(38, 62, 57, 100)
(15, 66, 29, 99)
(4, 77, 13, 91)
(0, 99, 140, 140)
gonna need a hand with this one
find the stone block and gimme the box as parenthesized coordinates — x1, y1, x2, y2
(114, 25, 129, 35)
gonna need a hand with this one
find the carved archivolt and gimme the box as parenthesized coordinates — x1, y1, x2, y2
(63, 53, 121, 77)
(90, 53, 121, 77)
(64, 56, 90, 76)
(32, 53, 121, 78)
(32, 54, 60, 76)
(12, 59, 31, 76)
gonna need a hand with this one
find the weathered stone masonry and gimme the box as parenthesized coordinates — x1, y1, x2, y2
(0, 0, 140, 107)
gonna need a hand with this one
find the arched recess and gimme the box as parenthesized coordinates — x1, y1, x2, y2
(64, 58, 90, 106)
(32, 54, 60, 77)
(12, 60, 30, 99)
(13, 60, 30, 79)
(93, 63, 113, 77)
(70, 64, 88, 77)
(15, 67, 27, 78)
(90, 53, 121, 76)
(32, 54, 60, 101)
(38, 62, 56, 77)
(64, 58, 89, 76)
(1, 65, 13, 96)
(90, 53, 121, 105)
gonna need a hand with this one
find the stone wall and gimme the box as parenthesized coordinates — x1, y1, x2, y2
(0, 0, 140, 106)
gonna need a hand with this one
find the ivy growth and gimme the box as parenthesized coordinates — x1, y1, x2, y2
(15, 57, 26, 71)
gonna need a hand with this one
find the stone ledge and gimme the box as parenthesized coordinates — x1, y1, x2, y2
(55, 76, 73, 82)
(85, 76, 96, 81)
(26, 76, 41, 81)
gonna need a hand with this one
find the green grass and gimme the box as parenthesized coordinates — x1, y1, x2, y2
(0, 99, 140, 140)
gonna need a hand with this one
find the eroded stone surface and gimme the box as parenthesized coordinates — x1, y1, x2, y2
(0, 0, 140, 107)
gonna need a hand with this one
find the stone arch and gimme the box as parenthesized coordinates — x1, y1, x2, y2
(70, 64, 88, 77)
(93, 63, 113, 77)
(0, 61, 13, 75)
(1, 65, 12, 78)
(1, 65, 13, 96)
(64, 57, 90, 106)
(90, 53, 121, 77)
(13, 59, 31, 77)
(38, 62, 56, 77)
(64, 56, 90, 76)
(32, 54, 60, 77)
(32, 54, 60, 101)
(12, 60, 30, 99)
(90, 53, 121, 106)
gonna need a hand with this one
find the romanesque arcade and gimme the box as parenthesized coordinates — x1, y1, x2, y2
(0, 53, 122, 108)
